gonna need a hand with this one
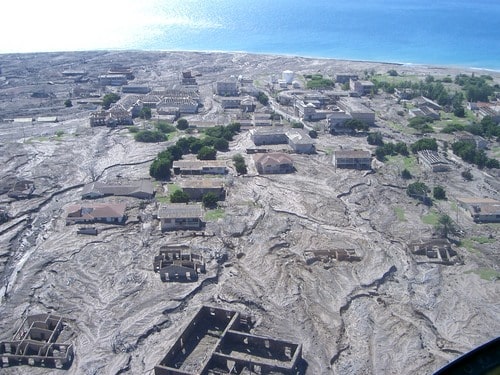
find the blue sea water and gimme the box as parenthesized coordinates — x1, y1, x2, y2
(2, 0, 500, 70)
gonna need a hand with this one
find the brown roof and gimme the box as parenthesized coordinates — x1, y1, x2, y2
(66, 203, 126, 219)
(253, 153, 293, 166)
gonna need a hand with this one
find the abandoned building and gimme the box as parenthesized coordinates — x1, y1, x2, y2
(303, 249, 361, 265)
(327, 110, 354, 134)
(333, 150, 372, 170)
(337, 97, 375, 125)
(250, 128, 315, 154)
(157, 203, 204, 231)
(7, 179, 35, 199)
(349, 78, 375, 96)
(253, 153, 295, 174)
(65, 203, 127, 225)
(216, 78, 239, 96)
(172, 160, 228, 175)
(178, 178, 226, 201)
(153, 245, 206, 282)
(0, 314, 74, 369)
(154, 305, 302, 375)
(457, 197, 500, 223)
(407, 239, 460, 265)
(417, 150, 450, 172)
(81, 180, 154, 200)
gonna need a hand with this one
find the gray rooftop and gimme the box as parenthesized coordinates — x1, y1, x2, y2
(158, 203, 203, 219)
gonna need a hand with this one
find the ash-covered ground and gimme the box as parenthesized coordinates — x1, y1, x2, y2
(0, 51, 498, 375)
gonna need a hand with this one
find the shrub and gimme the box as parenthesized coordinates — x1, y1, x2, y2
(64, 99, 72, 107)
(291, 122, 304, 129)
(388, 69, 398, 77)
(461, 169, 473, 181)
(257, 92, 269, 106)
(233, 154, 247, 175)
(128, 126, 139, 133)
(308, 130, 318, 139)
(134, 130, 166, 143)
(155, 121, 176, 133)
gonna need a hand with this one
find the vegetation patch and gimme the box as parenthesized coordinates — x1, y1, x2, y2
(467, 268, 500, 281)
(205, 208, 225, 221)
(393, 207, 406, 221)
(421, 211, 439, 225)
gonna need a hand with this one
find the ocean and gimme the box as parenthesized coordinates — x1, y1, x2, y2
(1, 0, 499, 70)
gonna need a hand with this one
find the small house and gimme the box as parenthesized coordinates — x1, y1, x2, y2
(157, 203, 204, 231)
(65, 203, 127, 225)
(253, 153, 294, 174)
(172, 160, 227, 175)
(81, 180, 154, 199)
(333, 150, 372, 170)
(178, 178, 225, 201)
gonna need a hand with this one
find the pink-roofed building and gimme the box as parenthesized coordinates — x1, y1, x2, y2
(65, 203, 127, 225)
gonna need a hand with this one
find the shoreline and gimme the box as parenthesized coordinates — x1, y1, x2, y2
(1, 48, 499, 74)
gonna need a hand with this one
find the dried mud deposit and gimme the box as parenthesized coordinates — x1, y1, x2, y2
(0, 51, 499, 375)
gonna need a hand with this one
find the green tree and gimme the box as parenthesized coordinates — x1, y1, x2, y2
(149, 157, 172, 180)
(345, 118, 369, 132)
(64, 99, 72, 107)
(461, 169, 473, 181)
(388, 69, 398, 77)
(189, 140, 205, 154)
(177, 118, 189, 130)
(102, 93, 120, 109)
(170, 190, 189, 203)
(367, 132, 384, 146)
(291, 122, 304, 129)
(233, 153, 247, 175)
(308, 130, 318, 139)
(197, 146, 217, 160)
(139, 107, 152, 120)
(401, 169, 412, 179)
(213, 138, 229, 151)
(202, 192, 219, 208)
(433, 186, 447, 200)
(435, 214, 459, 239)
(407, 182, 431, 204)
(257, 91, 269, 105)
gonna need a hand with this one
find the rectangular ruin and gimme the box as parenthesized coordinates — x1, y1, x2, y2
(407, 239, 460, 265)
(154, 245, 206, 282)
(0, 314, 74, 369)
(304, 249, 361, 265)
(154, 306, 302, 375)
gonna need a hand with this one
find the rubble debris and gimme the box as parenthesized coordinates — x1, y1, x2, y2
(0, 314, 74, 369)
(154, 305, 302, 375)
(154, 245, 206, 282)
(304, 249, 361, 265)
(407, 239, 460, 265)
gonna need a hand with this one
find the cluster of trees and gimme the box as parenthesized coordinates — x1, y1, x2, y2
(134, 121, 176, 143)
(177, 118, 189, 130)
(369, 131, 409, 161)
(410, 138, 438, 153)
(467, 116, 500, 139)
(170, 189, 218, 208)
(102, 93, 120, 109)
(344, 119, 369, 133)
(408, 116, 434, 133)
(232, 154, 247, 175)
(149, 123, 241, 179)
(454, 74, 495, 102)
(406, 182, 448, 204)
(451, 141, 499, 169)
(305, 74, 334, 89)
(406, 181, 431, 205)
(375, 141, 409, 161)
(134, 130, 166, 143)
